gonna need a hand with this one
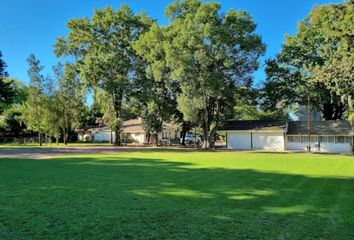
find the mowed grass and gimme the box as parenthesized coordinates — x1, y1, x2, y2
(0, 151, 353, 239)
(0, 142, 112, 149)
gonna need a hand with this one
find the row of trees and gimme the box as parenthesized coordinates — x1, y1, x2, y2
(0, 52, 85, 145)
(1, 0, 352, 148)
(54, 0, 266, 148)
(22, 56, 84, 145)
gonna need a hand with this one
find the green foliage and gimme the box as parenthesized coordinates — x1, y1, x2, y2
(55, 5, 153, 145)
(306, 2, 353, 99)
(136, 0, 265, 148)
(21, 56, 85, 145)
(234, 86, 290, 120)
(133, 23, 180, 142)
(0, 152, 353, 239)
(93, 88, 115, 127)
(176, 93, 203, 124)
(0, 79, 29, 136)
(80, 104, 103, 127)
(21, 54, 46, 140)
(141, 102, 163, 135)
(54, 63, 85, 144)
(0, 50, 16, 114)
(263, 1, 353, 120)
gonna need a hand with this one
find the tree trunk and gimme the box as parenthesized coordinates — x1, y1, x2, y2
(112, 88, 123, 146)
(114, 125, 121, 146)
(63, 128, 68, 145)
(202, 103, 210, 149)
(210, 100, 221, 149)
(38, 132, 42, 146)
(180, 122, 187, 146)
(152, 133, 158, 147)
(322, 101, 347, 120)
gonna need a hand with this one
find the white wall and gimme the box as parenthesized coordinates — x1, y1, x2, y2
(286, 141, 352, 153)
(287, 142, 317, 152)
(227, 133, 251, 150)
(227, 132, 285, 150)
(253, 132, 285, 151)
(92, 131, 115, 142)
(320, 143, 351, 153)
(129, 133, 145, 144)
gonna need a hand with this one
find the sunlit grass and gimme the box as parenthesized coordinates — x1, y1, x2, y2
(0, 151, 353, 239)
(0, 142, 112, 148)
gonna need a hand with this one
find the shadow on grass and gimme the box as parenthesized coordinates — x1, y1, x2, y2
(0, 156, 353, 239)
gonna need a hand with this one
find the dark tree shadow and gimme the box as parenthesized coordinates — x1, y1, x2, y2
(0, 156, 353, 239)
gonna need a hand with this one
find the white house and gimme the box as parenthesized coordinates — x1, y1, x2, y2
(222, 120, 354, 153)
(77, 118, 180, 145)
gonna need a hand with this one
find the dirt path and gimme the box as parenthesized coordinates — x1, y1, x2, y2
(0, 146, 196, 159)
(0, 147, 126, 159)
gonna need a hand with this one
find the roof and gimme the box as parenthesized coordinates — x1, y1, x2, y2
(79, 118, 176, 133)
(121, 118, 145, 133)
(221, 120, 287, 131)
(287, 121, 353, 136)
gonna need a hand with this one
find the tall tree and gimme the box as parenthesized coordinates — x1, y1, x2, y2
(310, 1, 353, 99)
(54, 63, 84, 144)
(133, 23, 180, 145)
(263, 1, 353, 120)
(22, 54, 45, 145)
(55, 6, 152, 145)
(162, 0, 265, 148)
(0, 50, 15, 114)
(41, 75, 61, 145)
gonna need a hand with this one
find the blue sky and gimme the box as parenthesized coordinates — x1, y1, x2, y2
(1, 0, 342, 87)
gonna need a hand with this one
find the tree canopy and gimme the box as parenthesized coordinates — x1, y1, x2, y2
(262, 1, 353, 120)
(135, 0, 265, 148)
(55, 5, 153, 145)
(0, 50, 15, 114)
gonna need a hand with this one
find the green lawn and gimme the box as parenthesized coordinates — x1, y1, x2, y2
(0, 151, 353, 239)
(0, 142, 112, 149)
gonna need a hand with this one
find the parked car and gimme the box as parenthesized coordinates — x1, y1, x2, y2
(180, 134, 202, 145)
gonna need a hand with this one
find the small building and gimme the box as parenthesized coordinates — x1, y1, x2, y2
(223, 120, 287, 151)
(77, 118, 180, 145)
(287, 121, 353, 153)
(222, 120, 354, 153)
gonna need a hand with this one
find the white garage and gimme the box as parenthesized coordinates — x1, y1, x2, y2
(223, 120, 287, 151)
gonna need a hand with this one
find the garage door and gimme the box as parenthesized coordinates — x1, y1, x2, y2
(227, 133, 251, 150)
(253, 132, 284, 151)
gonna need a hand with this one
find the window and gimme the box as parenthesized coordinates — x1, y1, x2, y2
(337, 136, 353, 144)
(311, 136, 318, 142)
(288, 136, 301, 143)
(320, 136, 335, 143)
(336, 136, 345, 144)
(301, 136, 309, 143)
(345, 136, 353, 144)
